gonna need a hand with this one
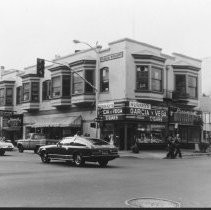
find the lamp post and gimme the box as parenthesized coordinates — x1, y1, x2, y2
(73, 40, 102, 138)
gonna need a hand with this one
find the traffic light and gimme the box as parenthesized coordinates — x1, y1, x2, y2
(37, 58, 45, 77)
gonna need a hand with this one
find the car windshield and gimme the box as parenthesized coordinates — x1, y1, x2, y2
(60, 137, 75, 144)
(33, 134, 45, 140)
(87, 138, 109, 145)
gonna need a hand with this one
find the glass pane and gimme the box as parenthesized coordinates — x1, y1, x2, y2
(62, 75, 70, 97)
(188, 87, 197, 98)
(152, 79, 161, 91)
(188, 76, 197, 87)
(52, 76, 60, 88)
(136, 66, 149, 90)
(73, 83, 83, 94)
(151, 68, 162, 80)
(31, 82, 39, 102)
(175, 75, 186, 87)
(85, 70, 94, 93)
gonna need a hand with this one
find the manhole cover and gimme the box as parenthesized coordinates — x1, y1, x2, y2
(126, 197, 181, 208)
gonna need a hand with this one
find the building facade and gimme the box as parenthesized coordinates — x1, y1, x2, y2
(0, 38, 203, 149)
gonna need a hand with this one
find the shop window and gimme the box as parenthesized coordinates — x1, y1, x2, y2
(52, 76, 61, 98)
(188, 76, 197, 98)
(0, 88, 4, 106)
(62, 75, 71, 97)
(85, 70, 94, 93)
(23, 82, 30, 102)
(100, 67, 109, 92)
(5, 88, 13, 105)
(151, 67, 162, 92)
(175, 75, 186, 96)
(42, 80, 51, 100)
(16, 86, 22, 105)
(136, 66, 149, 90)
(73, 71, 83, 94)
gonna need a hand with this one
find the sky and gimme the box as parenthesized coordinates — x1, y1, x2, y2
(1, 0, 211, 93)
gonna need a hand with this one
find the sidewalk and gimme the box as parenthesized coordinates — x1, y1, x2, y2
(119, 149, 211, 159)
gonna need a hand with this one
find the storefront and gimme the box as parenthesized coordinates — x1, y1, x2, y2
(24, 115, 82, 140)
(169, 108, 202, 148)
(99, 100, 203, 150)
(99, 101, 168, 150)
(2, 114, 23, 144)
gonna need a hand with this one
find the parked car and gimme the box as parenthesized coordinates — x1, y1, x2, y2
(38, 136, 119, 167)
(16, 133, 59, 153)
(0, 139, 14, 156)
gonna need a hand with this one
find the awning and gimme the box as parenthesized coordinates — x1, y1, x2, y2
(30, 116, 82, 128)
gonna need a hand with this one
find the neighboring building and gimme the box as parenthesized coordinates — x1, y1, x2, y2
(0, 38, 203, 150)
(199, 95, 211, 142)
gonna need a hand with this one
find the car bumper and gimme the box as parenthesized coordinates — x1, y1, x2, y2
(1, 148, 14, 151)
(83, 154, 119, 162)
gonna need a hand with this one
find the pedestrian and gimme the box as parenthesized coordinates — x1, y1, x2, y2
(103, 134, 110, 143)
(174, 134, 182, 158)
(166, 135, 175, 159)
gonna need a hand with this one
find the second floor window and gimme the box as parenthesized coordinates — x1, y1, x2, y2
(6, 88, 13, 105)
(23, 83, 30, 102)
(175, 75, 186, 96)
(16, 86, 22, 105)
(73, 71, 83, 94)
(52, 76, 61, 98)
(188, 76, 197, 98)
(85, 70, 94, 93)
(62, 75, 71, 97)
(31, 82, 39, 102)
(100, 67, 109, 92)
(42, 80, 51, 100)
(0, 88, 4, 106)
(151, 67, 162, 92)
(136, 66, 149, 91)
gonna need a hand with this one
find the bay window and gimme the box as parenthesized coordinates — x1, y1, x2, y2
(23, 83, 30, 102)
(188, 76, 197, 98)
(136, 66, 149, 90)
(42, 80, 51, 100)
(136, 65, 163, 92)
(0, 88, 4, 106)
(16, 86, 22, 105)
(151, 67, 162, 92)
(6, 88, 13, 105)
(52, 76, 61, 98)
(73, 71, 83, 94)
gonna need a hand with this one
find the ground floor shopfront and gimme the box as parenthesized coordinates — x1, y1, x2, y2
(99, 100, 202, 150)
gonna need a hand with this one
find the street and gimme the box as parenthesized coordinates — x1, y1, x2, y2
(1, 150, 211, 208)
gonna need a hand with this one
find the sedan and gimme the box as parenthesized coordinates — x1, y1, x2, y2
(0, 139, 14, 156)
(37, 136, 119, 167)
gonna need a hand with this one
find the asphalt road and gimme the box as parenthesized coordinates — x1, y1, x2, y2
(1, 150, 211, 208)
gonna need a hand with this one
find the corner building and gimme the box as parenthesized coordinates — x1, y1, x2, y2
(0, 38, 202, 150)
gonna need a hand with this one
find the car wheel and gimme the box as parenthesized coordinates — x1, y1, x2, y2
(40, 152, 50, 163)
(0, 149, 5, 156)
(73, 153, 85, 167)
(98, 160, 108, 167)
(18, 145, 24, 153)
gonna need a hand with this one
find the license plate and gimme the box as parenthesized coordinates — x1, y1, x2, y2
(102, 151, 108, 155)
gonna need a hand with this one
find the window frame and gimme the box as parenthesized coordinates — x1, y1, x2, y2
(42, 80, 51, 101)
(5, 87, 13, 106)
(16, 86, 22, 105)
(51, 76, 61, 99)
(151, 66, 162, 92)
(188, 75, 198, 99)
(72, 71, 84, 95)
(22, 82, 30, 102)
(0, 88, 5, 106)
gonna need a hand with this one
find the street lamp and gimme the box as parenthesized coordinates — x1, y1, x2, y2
(73, 39, 102, 138)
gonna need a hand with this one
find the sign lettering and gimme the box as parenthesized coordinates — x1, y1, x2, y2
(100, 52, 123, 62)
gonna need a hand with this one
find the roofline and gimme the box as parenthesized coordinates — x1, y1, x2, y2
(172, 53, 202, 62)
(108, 38, 162, 51)
(161, 53, 175, 60)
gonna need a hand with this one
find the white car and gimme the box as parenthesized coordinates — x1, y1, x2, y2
(0, 139, 14, 156)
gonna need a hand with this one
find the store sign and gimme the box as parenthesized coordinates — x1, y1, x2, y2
(98, 102, 114, 109)
(129, 101, 151, 109)
(128, 108, 167, 122)
(3, 114, 23, 128)
(0, 110, 14, 117)
(104, 115, 125, 121)
(103, 108, 123, 115)
(100, 52, 123, 62)
(172, 109, 201, 124)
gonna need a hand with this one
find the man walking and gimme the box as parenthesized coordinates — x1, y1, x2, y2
(174, 134, 182, 158)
